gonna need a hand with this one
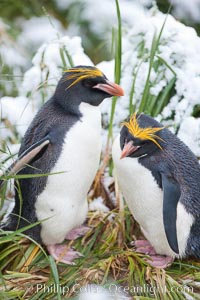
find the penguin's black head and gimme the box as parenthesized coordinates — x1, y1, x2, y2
(120, 113, 165, 158)
(54, 66, 124, 113)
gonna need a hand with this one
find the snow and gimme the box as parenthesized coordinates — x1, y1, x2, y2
(17, 16, 65, 50)
(178, 117, 200, 157)
(77, 284, 131, 300)
(0, 44, 27, 68)
(21, 36, 92, 103)
(97, 60, 115, 83)
(0, 96, 34, 138)
(0, 19, 28, 96)
(55, 0, 152, 47)
(89, 197, 110, 213)
(169, 0, 200, 22)
(0, 19, 27, 68)
(6, 35, 93, 137)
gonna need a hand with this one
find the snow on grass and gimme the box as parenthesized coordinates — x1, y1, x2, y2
(169, 0, 200, 22)
(55, 0, 151, 56)
(0, 19, 27, 69)
(178, 116, 200, 157)
(89, 197, 110, 213)
(0, 36, 92, 154)
(0, 96, 34, 138)
(1, 2, 200, 157)
(21, 36, 92, 102)
(17, 16, 66, 50)
(98, 7, 200, 154)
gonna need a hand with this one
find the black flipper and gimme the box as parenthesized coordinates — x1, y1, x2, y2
(0, 136, 50, 187)
(161, 173, 181, 254)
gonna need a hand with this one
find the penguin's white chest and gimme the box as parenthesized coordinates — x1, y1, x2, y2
(35, 103, 102, 245)
(112, 136, 193, 257)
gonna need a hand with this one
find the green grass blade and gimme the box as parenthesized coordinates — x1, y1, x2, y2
(139, 10, 170, 114)
(139, 31, 157, 113)
(49, 256, 61, 300)
(108, 0, 122, 139)
(156, 55, 176, 76)
(1, 171, 65, 181)
(129, 59, 145, 114)
(152, 76, 176, 116)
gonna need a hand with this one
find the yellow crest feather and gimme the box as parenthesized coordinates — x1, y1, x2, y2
(64, 67, 103, 89)
(122, 113, 165, 149)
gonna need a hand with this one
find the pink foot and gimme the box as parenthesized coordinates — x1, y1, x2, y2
(134, 239, 156, 255)
(146, 255, 174, 268)
(134, 239, 174, 268)
(47, 244, 82, 264)
(65, 225, 90, 240)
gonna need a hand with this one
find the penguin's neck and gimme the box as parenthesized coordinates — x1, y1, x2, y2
(78, 102, 101, 128)
(54, 94, 82, 117)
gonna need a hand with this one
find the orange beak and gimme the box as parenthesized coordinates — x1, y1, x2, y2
(120, 141, 140, 159)
(93, 80, 124, 96)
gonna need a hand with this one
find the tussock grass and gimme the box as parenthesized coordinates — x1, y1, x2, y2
(0, 201, 200, 299)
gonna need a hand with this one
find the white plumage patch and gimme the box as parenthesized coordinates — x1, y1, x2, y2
(112, 135, 194, 257)
(35, 103, 102, 245)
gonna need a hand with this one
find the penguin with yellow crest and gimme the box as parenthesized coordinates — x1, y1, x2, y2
(112, 112, 200, 268)
(1, 66, 124, 264)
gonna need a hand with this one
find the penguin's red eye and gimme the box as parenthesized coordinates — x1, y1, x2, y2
(83, 79, 96, 88)
(84, 82, 93, 88)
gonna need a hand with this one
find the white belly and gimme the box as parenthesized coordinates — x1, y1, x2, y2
(35, 103, 102, 245)
(112, 136, 193, 257)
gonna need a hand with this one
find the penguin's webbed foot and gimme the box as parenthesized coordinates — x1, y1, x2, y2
(134, 239, 156, 255)
(133, 239, 174, 268)
(146, 255, 174, 268)
(65, 225, 90, 240)
(47, 244, 83, 264)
